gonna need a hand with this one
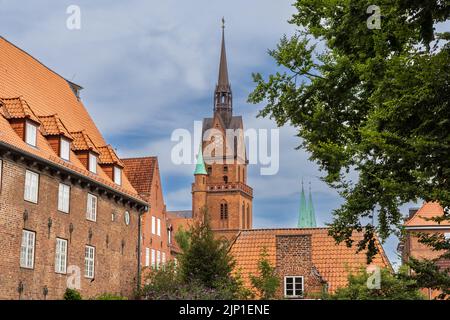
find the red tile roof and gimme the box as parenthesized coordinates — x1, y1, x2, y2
(70, 130, 99, 153)
(229, 228, 391, 293)
(122, 157, 157, 198)
(0, 36, 142, 202)
(98, 145, 124, 167)
(38, 114, 73, 139)
(0, 96, 40, 123)
(405, 202, 450, 227)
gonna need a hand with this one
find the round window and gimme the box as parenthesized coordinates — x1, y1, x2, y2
(124, 211, 130, 225)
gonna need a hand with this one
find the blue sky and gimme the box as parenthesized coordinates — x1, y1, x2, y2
(1, 0, 421, 268)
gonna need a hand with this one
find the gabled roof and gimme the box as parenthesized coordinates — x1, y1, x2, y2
(405, 202, 450, 227)
(0, 36, 141, 202)
(0, 96, 40, 123)
(98, 145, 124, 167)
(38, 114, 73, 139)
(122, 157, 157, 198)
(202, 115, 243, 132)
(229, 228, 391, 293)
(70, 130, 99, 154)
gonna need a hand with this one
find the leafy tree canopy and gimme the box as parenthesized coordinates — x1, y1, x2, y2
(249, 0, 449, 261)
(249, 247, 280, 299)
(327, 267, 424, 300)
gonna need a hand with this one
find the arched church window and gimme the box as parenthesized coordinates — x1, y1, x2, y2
(223, 175, 228, 184)
(207, 166, 212, 175)
(220, 201, 228, 220)
(246, 204, 250, 228)
(223, 166, 228, 173)
(242, 202, 245, 228)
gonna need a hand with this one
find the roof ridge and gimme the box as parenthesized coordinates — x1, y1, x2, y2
(243, 227, 329, 232)
(121, 156, 158, 160)
(0, 36, 78, 89)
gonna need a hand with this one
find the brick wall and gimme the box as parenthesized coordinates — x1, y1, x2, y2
(275, 235, 324, 299)
(0, 157, 140, 299)
(140, 162, 171, 281)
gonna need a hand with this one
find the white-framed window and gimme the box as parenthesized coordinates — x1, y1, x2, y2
(162, 252, 166, 265)
(86, 193, 97, 221)
(25, 121, 37, 147)
(60, 137, 70, 161)
(444, 232, 450, 240)
(124, 211, 130, 225)
(151, 249, 156, 268)
(88, 152, 97, 173)
(157, 218, 161, 236)
(58, 183, 70, 213)
(284, 276, 304, 298)
(84, 245, 95, 279)
(111, 211, 116, 222)
(151, 216, 156, 235)
(20, 230, 35, 269)
(168, 226, 172, 245)
(24, 170, 39, 203)
(156, 250, 161, 269)
(145, 247, 150, 267)
(55, 238, 68, 274)
(114, 166, 122, 185)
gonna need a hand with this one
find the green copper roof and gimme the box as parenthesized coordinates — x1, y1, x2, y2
(297, 180, 317, 228)
(194, 147, 207, 175)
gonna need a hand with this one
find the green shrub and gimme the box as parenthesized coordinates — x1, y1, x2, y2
(94, 293, 127, 300)
(63, 288, 82, 300)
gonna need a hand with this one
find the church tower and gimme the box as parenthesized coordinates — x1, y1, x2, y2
(192, 19, 253, 237)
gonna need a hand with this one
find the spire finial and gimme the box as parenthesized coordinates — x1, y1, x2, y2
(222, 17, 225, 29)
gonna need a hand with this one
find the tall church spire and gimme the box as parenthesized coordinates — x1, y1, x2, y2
(214, 17, 232, 125)
(308, 182, 317, 227)
(218, 17, 229, 89)
(298, 179, 317, 228)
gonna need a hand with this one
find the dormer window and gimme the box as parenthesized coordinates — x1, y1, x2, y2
(60, 137, 71, 161)
(25, 121, 37, 147)
(88, 152, 97, 173)
(114, 166, 122, 185)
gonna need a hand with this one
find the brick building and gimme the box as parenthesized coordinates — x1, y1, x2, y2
(189, 21, 252, 244)
(122, 157, 171, 279)
(229, 228, 391, 298)
(170, 24, 392, 298)
(0, 36, 152, 299)
(399, 202, 450, 299)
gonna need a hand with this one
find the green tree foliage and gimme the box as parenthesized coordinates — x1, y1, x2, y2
(327, 267, 424, 300)
(249, 248, 280, 299)
(248, 0, 450, 291)
(174, 225, 191, 252)
(179, 210, 236, 290)
(63, 288, 82, 300)
(141, 210, 252, 299)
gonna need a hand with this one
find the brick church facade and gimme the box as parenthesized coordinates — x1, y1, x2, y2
(169, 24, 392, 298)
(191, 23, 253, 242)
